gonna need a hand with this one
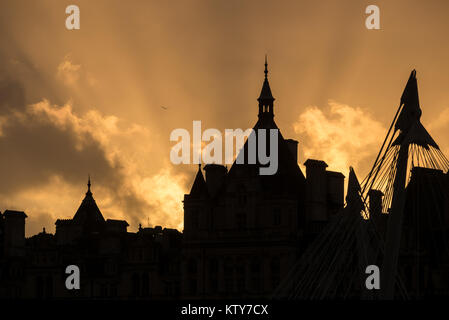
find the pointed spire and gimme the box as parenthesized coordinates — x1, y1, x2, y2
(346, 167, 364, 213)
(189, 164, 208, 197)
(73, 175, 105, 224)
(264, 54, 268, 79)
(392, 70, 438, 149)
(258, 55, 275, 119)
(395, 69, 422, 133)
(86, 174, 92, 196)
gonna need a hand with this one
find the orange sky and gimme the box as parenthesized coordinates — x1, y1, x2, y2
(1, 0, 449, 236)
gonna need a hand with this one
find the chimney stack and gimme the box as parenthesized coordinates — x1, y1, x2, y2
(368, 189, 384, 216)
(3, 210, 27, 257)
(304, 159, 328, 222)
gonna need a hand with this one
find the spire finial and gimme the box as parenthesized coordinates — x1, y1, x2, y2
(264, 55, 268, 79)
(87, 174, 91, 193)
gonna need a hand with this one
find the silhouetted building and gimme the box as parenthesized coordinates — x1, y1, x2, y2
(0, 61, 345, 300)
(182, 60, 344, 298)
(0, 179, 182, 299)
(398, 167, 449, 298)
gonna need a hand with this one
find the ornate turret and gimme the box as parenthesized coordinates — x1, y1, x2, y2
(258, 56, 275, 120)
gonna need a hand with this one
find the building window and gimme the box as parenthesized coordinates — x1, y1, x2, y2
(236, 212, 247, 229)
(210, 210, 215, 229)
(250, 259, 262, 291)
(270, 258, 281, 290)
(273, 208, 281, 226)
(224, 260, 234, 294)
(191, 210, 199, 229)
(187, 259, 197, 275)
(189, 279, 197, 294)
(110, 285, 118, 297)
(209, 259, 218, 293)
(100, 285, 107, 297)
(187, 259, 198, 295)
(45, 276, 53, 298)
(142, 273, 150, 296)
(237, 185, 247, 206)
(36, 276, 44, 298)
(236, 260, 246, 293)
(131, 273, 140, 297)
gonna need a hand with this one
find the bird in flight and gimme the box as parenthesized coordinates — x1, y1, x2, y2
(161, 106, 168, 110)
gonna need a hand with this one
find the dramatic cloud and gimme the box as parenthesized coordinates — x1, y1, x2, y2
(0, 78, 187, 235)
(136, 167, 187, 230)
(2, 0, 449, 237)
(57, 55, 81, 86)
(294, 100, 386, 177)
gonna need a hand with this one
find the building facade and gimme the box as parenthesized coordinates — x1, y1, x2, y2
(181, 61, 344, 298)
(0, 180, 182, 299)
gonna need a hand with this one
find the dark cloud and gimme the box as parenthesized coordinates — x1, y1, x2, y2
(0, 79, 153, 230)
(0, 78, 26, 115)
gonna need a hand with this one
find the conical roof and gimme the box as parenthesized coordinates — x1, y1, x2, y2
(257, 56, 275, 103)
(258, 78, 274, 102)
(72, 178, 105, 225)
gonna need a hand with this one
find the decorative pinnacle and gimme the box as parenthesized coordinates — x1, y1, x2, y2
(264, 55, 268, 79)
(87, 174, 91, 193)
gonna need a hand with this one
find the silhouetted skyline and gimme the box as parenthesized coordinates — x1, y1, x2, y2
(2, 1, 449, 236)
